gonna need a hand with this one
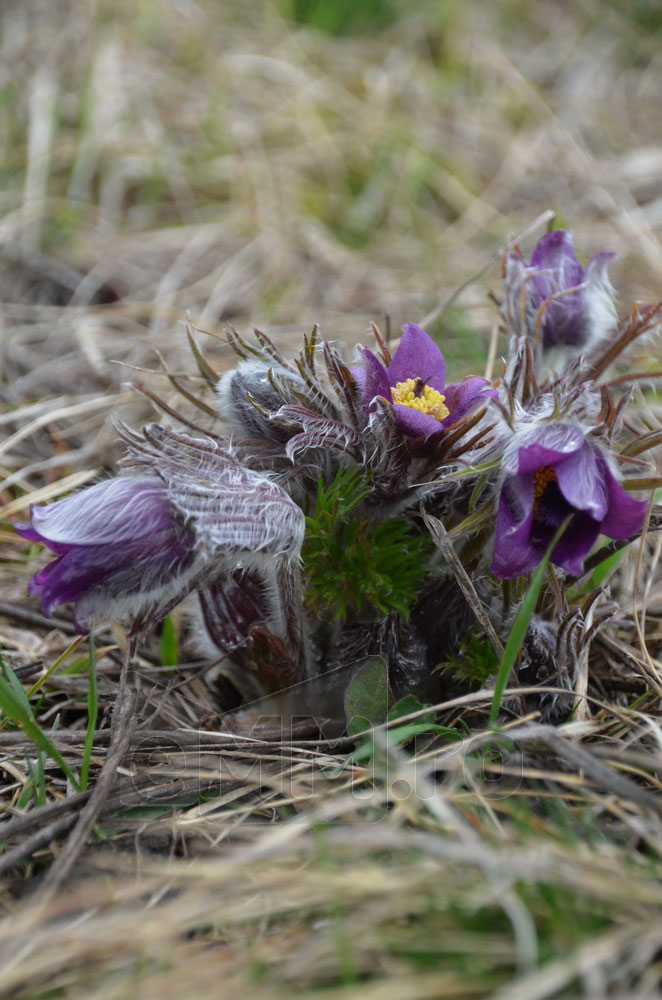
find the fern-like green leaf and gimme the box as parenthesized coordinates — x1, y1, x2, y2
(302, 469, 429, 621)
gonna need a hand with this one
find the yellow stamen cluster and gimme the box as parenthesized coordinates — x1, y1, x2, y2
(390, 378, 449, 422)
(533, 465, 557, 512)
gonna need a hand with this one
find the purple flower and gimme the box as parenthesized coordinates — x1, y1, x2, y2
(490, 423, 648, 579)
(506, 230, 616, 350)
(14, 426, 307, 644)
(15, 477, 198, 631)
(355, 323, 495, 437)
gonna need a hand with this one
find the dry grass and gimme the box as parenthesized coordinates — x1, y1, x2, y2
(1, 0, 662, 996)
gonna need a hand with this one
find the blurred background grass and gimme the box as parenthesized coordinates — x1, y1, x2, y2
(2, 0, 662, 406)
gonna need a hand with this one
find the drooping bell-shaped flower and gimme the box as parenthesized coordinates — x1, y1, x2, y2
(490, 423, 648, 579)
(504, 230, 617, 350)
(15, 477, 198, 631)
(354, 322, 495, 438)
(15, 425, 308, 669)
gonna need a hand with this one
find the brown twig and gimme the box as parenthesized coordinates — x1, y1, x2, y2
(422, 512, 504, 659)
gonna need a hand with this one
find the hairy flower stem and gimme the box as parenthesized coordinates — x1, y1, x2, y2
(268, 558, 311, 680)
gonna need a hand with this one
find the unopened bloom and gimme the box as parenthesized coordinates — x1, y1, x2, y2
(355, 322, 495, 437)
(216, 361, 306, 443)
(505, 230, 616, 350)
(490, 423, 647, 578)
(15, 477, 197, 631)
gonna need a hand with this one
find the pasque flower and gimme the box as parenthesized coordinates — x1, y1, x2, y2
(15, 477, 198, 631)
(354, 322, 495, 437)
(15, 426, 307, 645)
(505, 230, 616, 350)
(490, 423, 648, 579)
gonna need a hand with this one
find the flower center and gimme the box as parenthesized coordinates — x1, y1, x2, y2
(533, 466, 558, 515)
(390, 378, 449, 422)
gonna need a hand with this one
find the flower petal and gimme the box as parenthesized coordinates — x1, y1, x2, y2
(387, 323, 446, 392)
(442, 376, 496, 426)
(391, 403, 445, 438)
(124, 424, 306, 559)
(30, 528, 196, 622)
(551, 512, 601, 576)
(554, 445, 608, 522)
(598, 459, 648, 540)
(529, 231, 586, 347)
(530, 230, 584, 298)
(490, 474, 541, 578)
(25, 478, 173, 548)
(504, 423, 585, 476)
(358, 348, 391, 409)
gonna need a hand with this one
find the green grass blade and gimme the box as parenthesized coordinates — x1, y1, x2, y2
(566, 545, 626, 602)
(0, 649, 80, 790)
(80, 636, 98, 791)
(489, 517, 572, 729)
(0, 676, 80, 790)
(160, 615, 179, 668)
(27, 634, 85, 699)
(1, 656, 33, 719)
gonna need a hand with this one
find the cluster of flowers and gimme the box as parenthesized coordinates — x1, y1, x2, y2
(16, 230, 659, 708)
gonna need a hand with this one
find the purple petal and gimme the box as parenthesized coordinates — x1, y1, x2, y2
(18, 474, 199, 626)
(387, 323, 446, 392)
(442, 377, 497, 427)
(490, 474, 541, 579)
(13, 523, 44, 543)
(551, 512, 602, 576)
(530, 230, 584, 296)
(14, 519, 77, 556)
(391, 403, 445, 438)
(27, 559, 59, 594)
(358, 348, 391, 409)
(350, 365, 367, 392)
(598, 459, 648, 540)
(555, 445, 608, 522)
(29, 527, 196, 621)
(505, 424, 585, 476)
(529, 231, 586, 347)
(26, 478, 173, 548)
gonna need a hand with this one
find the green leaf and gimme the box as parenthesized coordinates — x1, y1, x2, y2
(27, 634, 85, 697)
(1, 657, 33, 719)
(160, 615, 179, 667)
(302, 468, 429, 621)
(438, 631, 499, 689)
(386, 721, 463, 746)
(387, 695, 435, 725)
(489, 517, 572, 729)
(0, 655, 80, 790)
(344, 657, 390, 737)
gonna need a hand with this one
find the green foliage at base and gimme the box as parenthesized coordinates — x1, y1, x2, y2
(302, 468, 429, 621)
(438, 629, 499, 688)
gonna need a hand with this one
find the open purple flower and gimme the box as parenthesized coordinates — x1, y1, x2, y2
(15, 477, 198, 631)
(490, 423, 648, 579)
(506, 230, 616, 350)
(355, 323, 495, 437)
